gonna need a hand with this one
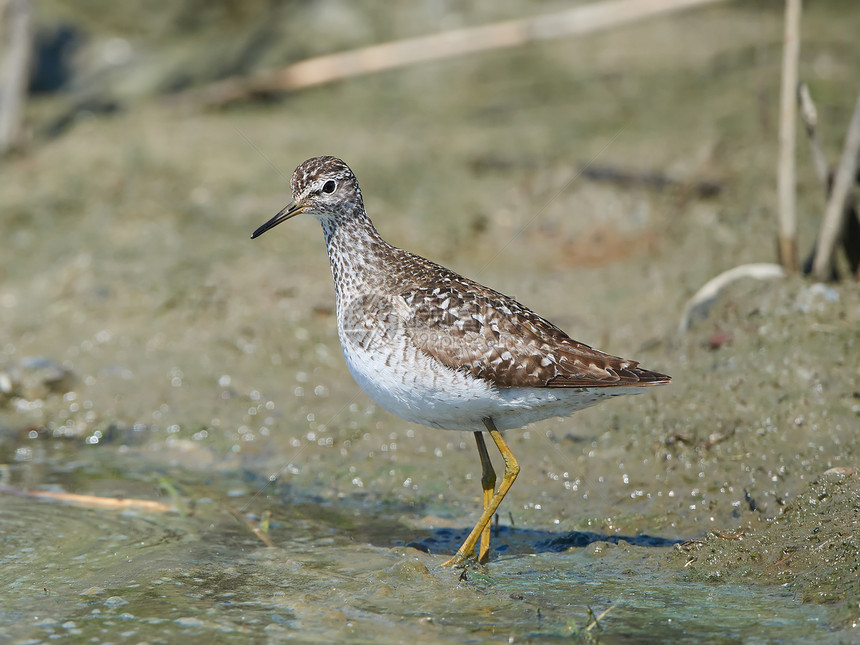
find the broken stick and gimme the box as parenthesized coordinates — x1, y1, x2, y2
(182, 0, 727, 108)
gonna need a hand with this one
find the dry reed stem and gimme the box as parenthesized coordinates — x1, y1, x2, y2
(186, 0, 727, 107)
(777, 0, 802, 272)
(812, 92, 860, 280)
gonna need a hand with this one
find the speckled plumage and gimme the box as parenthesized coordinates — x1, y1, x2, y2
(254, 156, 669, 430)
(253, 156, 670, 564)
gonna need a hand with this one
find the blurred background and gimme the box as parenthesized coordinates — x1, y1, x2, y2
(1, 1, 858, 642)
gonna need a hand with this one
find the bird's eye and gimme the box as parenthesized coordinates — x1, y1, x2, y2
(322, 180, 336, 194)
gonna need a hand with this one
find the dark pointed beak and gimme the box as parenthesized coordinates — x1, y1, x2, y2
(251, 200, 306, 239)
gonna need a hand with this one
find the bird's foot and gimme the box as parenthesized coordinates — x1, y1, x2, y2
(440, 550, 473, 568)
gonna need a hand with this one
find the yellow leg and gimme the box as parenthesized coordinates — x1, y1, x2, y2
(441, 418, 520, 567)
(473, 431, 496, 564)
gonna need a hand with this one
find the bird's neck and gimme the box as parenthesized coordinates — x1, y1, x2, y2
(321, 210, 393, 302)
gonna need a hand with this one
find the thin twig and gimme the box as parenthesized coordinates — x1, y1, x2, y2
(226, 506, 276, 547)
(0, 485, 174, 512)
(797, 82, 830, 189)
(798, 84, 860, 279)
(812, 91, 860, 280)
(585, 604, 616, 632)
(0, 0, 32, 155)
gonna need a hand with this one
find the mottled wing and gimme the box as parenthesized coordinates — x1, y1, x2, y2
(401, 279, 669, 389)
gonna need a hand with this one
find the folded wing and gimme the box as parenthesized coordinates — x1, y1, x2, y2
(400, 278, 669, 389)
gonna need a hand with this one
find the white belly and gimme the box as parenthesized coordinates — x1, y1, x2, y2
(338, 327, 644, 432)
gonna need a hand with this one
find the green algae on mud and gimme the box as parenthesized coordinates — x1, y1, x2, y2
(671, 469, 860, 630)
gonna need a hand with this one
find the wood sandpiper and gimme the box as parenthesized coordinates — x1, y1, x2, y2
(252, 156, 671, 567)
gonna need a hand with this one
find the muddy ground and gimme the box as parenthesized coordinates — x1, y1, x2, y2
(1, 1, 858, 642)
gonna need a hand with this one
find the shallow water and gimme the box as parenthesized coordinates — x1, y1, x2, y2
(0, 439, 847, 644)
(0, 432, 856, 643)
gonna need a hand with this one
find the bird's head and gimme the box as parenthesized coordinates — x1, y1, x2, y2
(252, 156, 364, 238)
